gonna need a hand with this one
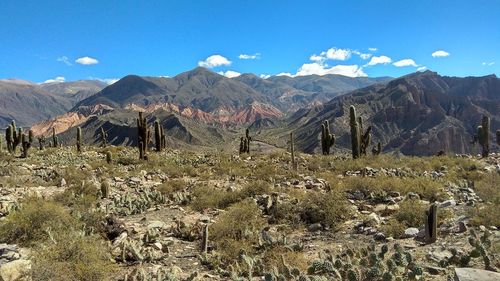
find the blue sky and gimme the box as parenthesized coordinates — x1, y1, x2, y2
(0, 0, 498, 83)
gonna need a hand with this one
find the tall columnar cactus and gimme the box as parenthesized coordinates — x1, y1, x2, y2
(76, 127, 82, 153)
(349, 106, 361, 159)
(6, 121, 21, 154)
(154, 120, 166, 152)
(137, 112, 151, 160)
(100, 127, 108, 147)
(349, 106, 373, 159)
(497, 130, 500, 146)
(52, 127, 58, 148)
(38, 136, 46, 150)
(475, 115, 490, 157)
(201, 224, 209, 254)
(106, 151, 112, 164)
(290, 132, 297, 170)
(372, 142, 382, 156)
(320, 120, 335, 155)
(20, 130, 33, 158)
(425, 204, 438, 244)
(239, 129, 252, 154)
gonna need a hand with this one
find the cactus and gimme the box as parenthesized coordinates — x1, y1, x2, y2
(20, 130, 33, 158)
(37, 136, 46, 150)
(201, 224, 209, 253)
(425, 203, 438, 244)
(349, 106, 361, 159)
(100, 127, 108, 147)
(52, 127, 58, 148)
(239, 129, 252, 154)
(154, 120, 166, 152)
(496, 130, 500, 145)
(5, 121, 21, 154)
(320, 120, 335, 155)
(349, 106, 373, 159)
(137, 112, 151, 160)
(290, 132, 297, 170)
(106, 151, 112, 164)
(372, 142, 382, 155)
(473, 115, 490, 157)
(101, 180, 110, 199)
(76, 127, 82, 153)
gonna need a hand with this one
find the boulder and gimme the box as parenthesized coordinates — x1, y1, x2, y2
(0, 259, 31, 281)
(454, 268, 500, 281)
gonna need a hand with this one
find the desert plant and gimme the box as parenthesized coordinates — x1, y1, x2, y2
(38, 135, 46, 150)
(5, 120, 21, 153)
(496, 129, 500, 145)
(52, 127, 59, 148)
(20, 130, 33, 158)
(106, 151, 112, 164)
(320, 120, 335, 155)
(349, 106, 373, 159)
(372, 142, 382, 155)
(290, 132, 297, 170)
(137, 112, 151, 160)
(100, 127, 108, 147)
(76, 126, 82, 152)
(154, 120, 166, 152)
(472, 115, 490, 157)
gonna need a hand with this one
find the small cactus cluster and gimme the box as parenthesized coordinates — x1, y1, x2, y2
(124, 267, 179, 281)
(349, 105, 373, 159)
(154, 120, 167, 152)
(100, 127, 108, 148)
(52, 127, 59, 148)
(20, 129, 34, 158)
(76, 127, 83, 153)
(117, 234, 164, 264)
(137, 112, 152, 160)
(5, 120, 21, 154)
(239, 128, 251, 154)
(471, 115, 490, 157)
(437, 229, 497, 272)
(105, 187, 166, 216)
(320, 120, 335, 155)
(262, 243, 424, 281)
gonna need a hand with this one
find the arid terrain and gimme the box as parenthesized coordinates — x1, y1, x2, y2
(0, 141, 498, 280)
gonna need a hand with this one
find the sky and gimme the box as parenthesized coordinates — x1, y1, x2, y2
(0, 0, 499, 83)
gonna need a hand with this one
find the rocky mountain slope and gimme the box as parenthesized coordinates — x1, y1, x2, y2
(0, 79, 107, 127)
(288, 71, 500, 155)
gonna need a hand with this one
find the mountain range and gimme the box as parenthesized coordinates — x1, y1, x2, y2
(1, 68, 499, 156)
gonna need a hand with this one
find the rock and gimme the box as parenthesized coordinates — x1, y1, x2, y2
(147, 221, 165, 229)
(426, 265, 446, 275)
(440, 199, 457, 208)
(0, 259, 31, 281)
(59, 178, 66, 187)
(152, 242, 163, 251)
(308, 223, 323, 232)
(454, 268, 500, 281)
(406, 192, 420, 200)
(457, 221, 467, 233)
(403, 227, 420, 238)
(366, 213, 381, 226)
(374, 232, 386, 241)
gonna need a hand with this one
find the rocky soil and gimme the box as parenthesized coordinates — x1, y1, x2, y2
(0, 146, 499, 281)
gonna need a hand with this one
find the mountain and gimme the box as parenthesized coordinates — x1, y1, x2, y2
(74, 67, 390, 119)
(0, 79, 107, 127)
(289, 71, 500, 155)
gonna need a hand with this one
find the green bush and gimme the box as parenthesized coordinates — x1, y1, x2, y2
(31, 233, 116, 281)
(0, 197, 79, 246)
(299, 190, 352, 229)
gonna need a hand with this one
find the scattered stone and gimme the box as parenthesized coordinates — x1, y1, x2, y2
(0, 259, 31, 281)
(403, 227, 420, 238)
(308, 223, 323, 232)
(59, 178, 66, 187)
(454, 268, 500, 281)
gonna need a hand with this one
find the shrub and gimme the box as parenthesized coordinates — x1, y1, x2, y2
(380, 218, 407, 238)
(394, 199, 426, 228)
(0, 197, 79, 246)
(299, 190, 352, 229)
(211, 199, 266, 261)
(31, 233, 116, 281)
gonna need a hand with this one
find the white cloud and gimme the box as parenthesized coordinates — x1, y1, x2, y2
(432, 50, 450, 57)
(198, 55, 231, 68)
(238, 53, 260, 60)
(482, 62, 495, 66)
(393, 59, 418, 67)
(295, 62, 367, 77)
(276, 72, 293, 77)
(259, 74, 271, 79)
(42, 76, 66, 84)
(368, 47, 378, 52)
(75, 56, 99, 65)
(417, 66, 427, 71)
(367, 55, 392, 66)
(217, 70, 241, 78)
(359, 53, 372, 60)
(323, 48, 351, 60)
(57, 56, 72, 66)
(310, 54, 325, 62)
